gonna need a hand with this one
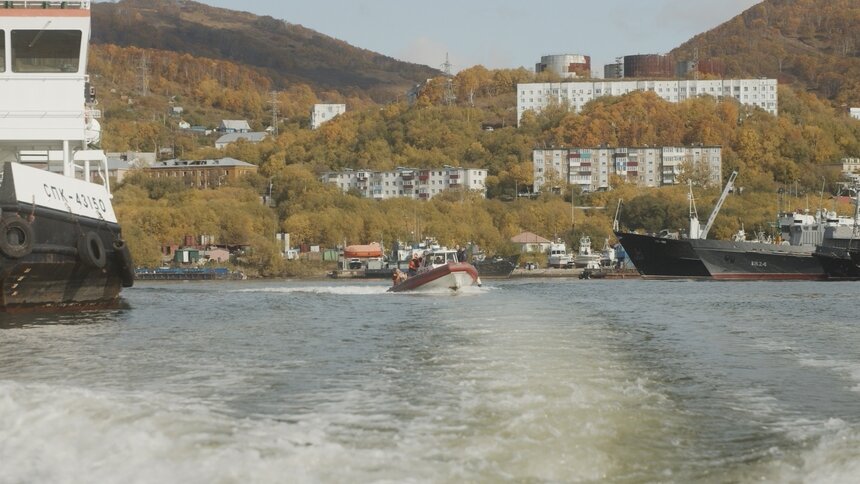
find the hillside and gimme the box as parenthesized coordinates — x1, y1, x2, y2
(91, 0, 441, 102)
(671, 0, 860, 106)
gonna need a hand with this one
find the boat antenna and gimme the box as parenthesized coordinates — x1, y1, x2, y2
(819, 176, 826, 213)
(688, 180, 700, 239)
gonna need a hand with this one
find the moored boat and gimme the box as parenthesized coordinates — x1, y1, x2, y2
(388, 248, 480, 292)
(473, 255, 517, 278)
(573, 236, 601, 269)
(0, 2, 133, 312)
(615, 172, 851, 281)
(547, 240, 573, 268)
(814, 191, 860, 280)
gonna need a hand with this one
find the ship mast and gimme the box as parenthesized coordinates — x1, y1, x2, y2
(699, 171, 738, 239)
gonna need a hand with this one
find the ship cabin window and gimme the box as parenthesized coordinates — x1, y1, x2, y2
(0, 30, 5, 72)
(11, 30, 82, 73)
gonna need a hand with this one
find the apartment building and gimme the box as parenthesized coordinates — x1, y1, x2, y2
(322, 166, 487, 200)
(517, 79, 778, 124)
(310, 104, 347, 129)
(533, 146, 722, 192)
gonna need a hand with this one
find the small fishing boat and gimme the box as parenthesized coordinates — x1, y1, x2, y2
(388, 248, 480, 292)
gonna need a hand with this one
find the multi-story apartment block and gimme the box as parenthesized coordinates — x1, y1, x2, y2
(310, 104, 347, 129)
(322, 166, 487, 200)
(841, 158, 860, 183)
(533, 146, 721, 192)
(517, 79, 778, 124)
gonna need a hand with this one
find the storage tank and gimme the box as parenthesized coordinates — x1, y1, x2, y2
(623, 54, 674, 78)
(535, 54, 591, 78)
(675, 58, 726, 78)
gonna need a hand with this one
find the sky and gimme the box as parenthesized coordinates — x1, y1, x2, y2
(190, 0, 762, 75)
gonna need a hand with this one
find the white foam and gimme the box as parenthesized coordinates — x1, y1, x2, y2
(0, 381, 405, 484)
(233, 285, 389, 295)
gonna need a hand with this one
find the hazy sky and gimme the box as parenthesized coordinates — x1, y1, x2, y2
(191, 0, 761, 74)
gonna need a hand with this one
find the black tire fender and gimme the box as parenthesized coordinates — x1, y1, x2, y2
(78, 231, 107, 269)
(0, 217, 35, 259)
(113, 239, 135, 287)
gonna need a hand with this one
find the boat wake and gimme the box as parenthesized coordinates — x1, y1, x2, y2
(233, 286, 390, 296)
(386, 284, 491, 296)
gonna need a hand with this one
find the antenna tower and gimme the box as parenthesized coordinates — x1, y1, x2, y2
(441, 53, 456, 106)
(138, 53, 149, 97)
(268, 91, 281, 136)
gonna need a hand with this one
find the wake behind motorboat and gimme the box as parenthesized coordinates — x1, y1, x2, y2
(388, 248, 481, 292)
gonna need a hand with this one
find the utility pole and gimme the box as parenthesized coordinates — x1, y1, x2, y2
(268, 91, 281, 136)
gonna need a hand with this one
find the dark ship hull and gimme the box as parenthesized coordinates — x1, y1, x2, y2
(814, 246, 860, 280)
(0, 168, 133, 313)
(613, 232, 709, 278)
(473, 256, 517, 278)
(615, 231, 825, 281)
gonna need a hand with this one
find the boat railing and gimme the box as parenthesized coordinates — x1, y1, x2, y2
(72, 149, 111, 195)
(2, 1, 91, 8)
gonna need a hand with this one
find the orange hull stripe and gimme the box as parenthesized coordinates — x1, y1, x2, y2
(0, 9, 89, 17)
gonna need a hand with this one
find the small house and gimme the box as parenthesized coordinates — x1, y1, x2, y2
(510, 232, 552, 253)
(219, 120, 251, 133)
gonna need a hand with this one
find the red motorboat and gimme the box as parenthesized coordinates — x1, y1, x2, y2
(389, 248, 481, 292)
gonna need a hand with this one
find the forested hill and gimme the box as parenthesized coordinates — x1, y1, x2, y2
(671, 0, 860, 106)
(91, 0, 441, 102)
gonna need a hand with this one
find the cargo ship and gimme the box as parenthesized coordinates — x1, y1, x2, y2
(0, 2, 133, 312)
(615, 172, 852, 280)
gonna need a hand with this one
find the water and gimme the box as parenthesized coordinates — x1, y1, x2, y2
(2, 279, 860, 483)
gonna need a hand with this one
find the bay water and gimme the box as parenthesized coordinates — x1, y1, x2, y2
(2, 279, 859, 483)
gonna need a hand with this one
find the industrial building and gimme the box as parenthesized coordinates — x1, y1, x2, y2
(321, 166, 487, 200)
(517, 78, 778, 123)
(535, 54, 591, 79)
(533, 146, 722, 192)
(143, 158, 258, 189)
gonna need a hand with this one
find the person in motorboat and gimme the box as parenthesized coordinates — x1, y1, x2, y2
(455, 245, 467, 264)
(392, 268, 407, 285)
(408, 253, 420, 276)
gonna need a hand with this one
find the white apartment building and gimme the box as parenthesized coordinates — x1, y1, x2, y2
(310, 103, 347, 129)
(322, 166, 487, 200)
(533, 146, 722, 192)
(517, 79, 778, 124)
(841, 158, 860, 183)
